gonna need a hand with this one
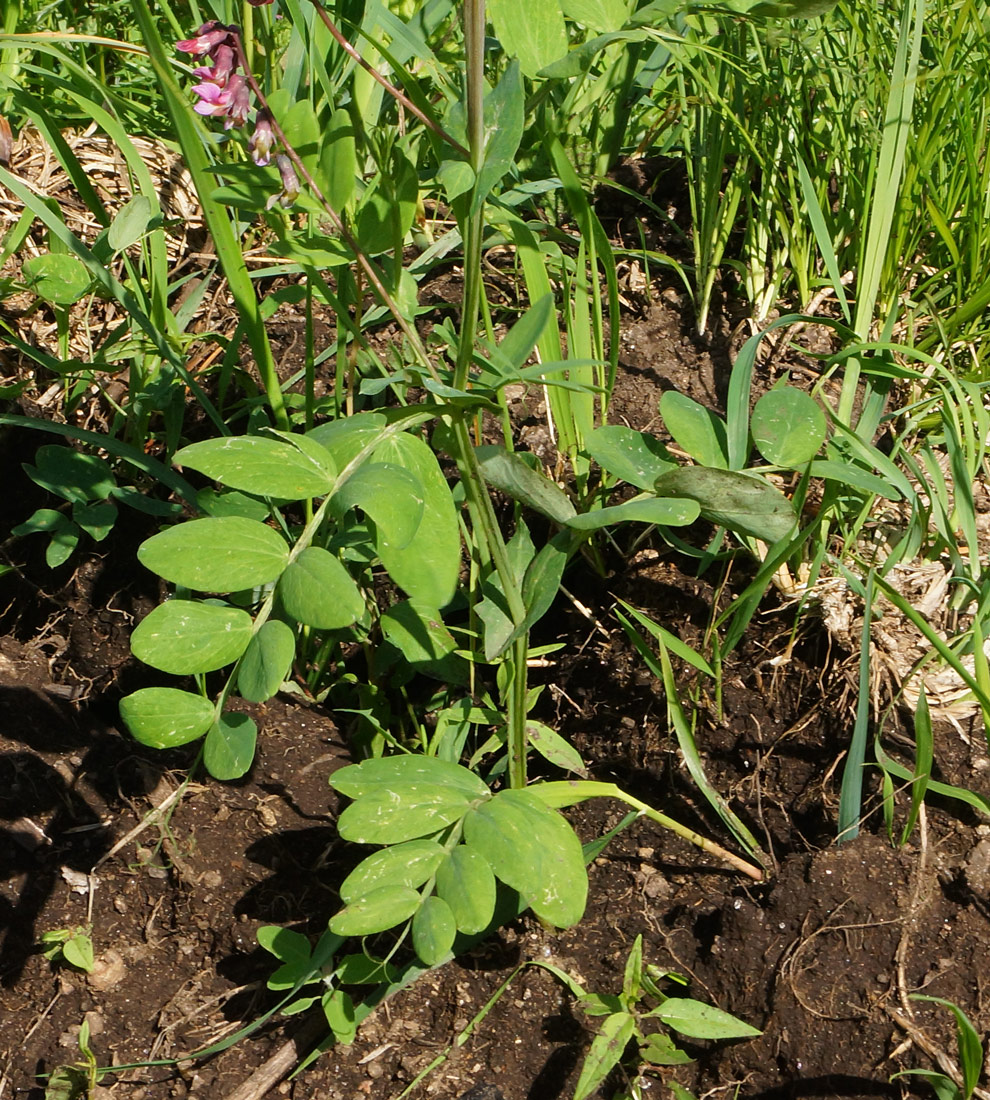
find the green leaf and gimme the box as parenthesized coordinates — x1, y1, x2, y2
(12, 508, 69, 537)
(237, 619, 296, 702)
(911, 996, 983, 1099)
(751, 388, 826, 467)
(175, 436, 335, 499)
(565, 496, 699, 530)
(380, 600, 466, 684)
(317, 108, 357, 212)
(131, 601, 253, 675)
(278, 547, 364, 629)
(138, 517, 290, 591)
(488, 0, 567, 78)
(472, 61, 526, 212)
(108, 195, 154, 252)
(120, 687, 215, 749)
(24, 445, 115, 503)
(322, 988, 358, 1045)
(659, 392, 729, 469)
(72, 500, 116, 541)
(337, 785, 473, 845)
(807, 459, 903, 500)
(573, 1012, 636, 1100)
(654, 467, 797, 544)
(21, 253, 90, 306)
(334, 954, 399, 985)
(585, 425, 675, 490)
(639, 1031, 694, 1066)
(332, 755, 490, 801)
(371, 433, 461, 608)
(46, 523, 80, 567)
(257, 925, 312, 964)
(339, 840, 446, 904)
(653, 998, 761, 1039)
(562, 0, 630, 31)
(329, 885, 422, 936)
(203, 712, 257, 780)
(196, 488, 272, 520)
(475, 445, 577, 523)
(412, 895, 456, 966)
(463, 789, 587, 927)
(497, 293, 554, 372)
(331, 462, 423, 549)
(436, 844, 497, 935)
(60, 933, 95, 973)
(527, 721, 587, 776)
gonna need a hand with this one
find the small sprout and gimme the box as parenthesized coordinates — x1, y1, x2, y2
(39, 927, 95, 973)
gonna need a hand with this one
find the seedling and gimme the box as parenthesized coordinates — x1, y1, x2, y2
(892, 996, 986, 1100)
(539, 935, 760, 1100)
(38, 926, 95, 974)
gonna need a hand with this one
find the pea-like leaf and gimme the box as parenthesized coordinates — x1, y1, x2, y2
(372, 433, 461, 608)
(138, 517, 290, 591)
(120, 687, 215, 749)
(476, 445, 576, 523)
(278, 547, 364, 629)
(203, 712, 257, 780)
(436, 845, 497, 935)
(412, 895, 457, 966)
(131, 600, 253, 675)
(337, 785, 473, 845)
(654, 467, 797, 544)
(463, 788, 587, 927)
(72, 500, 116, 541)
(340, 840, 446, 904)
(585, 425, 676, 490)
(331, 756, 490, 801)
(175, 435, 335, 500)
(21, 253, 91, 305)
(237, 619, 295, 702)
(751, 388, 826, 468)
(24, 445, 115, 503)
(329, 885, 421, 936)
(659, 392, 729, 469)
(108, 195, 154, 252)
(331, 462, 424, 549)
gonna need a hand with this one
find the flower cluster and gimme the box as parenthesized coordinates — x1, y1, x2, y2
(176, 22, 250, 130)
(177, 23, 278, 170)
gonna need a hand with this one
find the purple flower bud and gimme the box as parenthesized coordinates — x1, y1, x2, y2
(224, 75, 252, 129)
(266, 155, 300, 209)
(248, 110, 275, 167)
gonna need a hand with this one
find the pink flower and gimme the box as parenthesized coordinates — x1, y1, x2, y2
(176, 21, 235, 58)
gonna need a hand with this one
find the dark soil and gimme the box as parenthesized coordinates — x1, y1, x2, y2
(2, 226, 989, 1100)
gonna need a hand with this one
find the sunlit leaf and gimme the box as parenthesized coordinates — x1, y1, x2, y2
(131, 600, 253, 675)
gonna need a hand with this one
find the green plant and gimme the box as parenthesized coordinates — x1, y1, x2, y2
(38, 926, 95, 974)
(892, 996, 986, 1100)
(42, 1017, 98, 1100)
(539, 934, 759, 1100)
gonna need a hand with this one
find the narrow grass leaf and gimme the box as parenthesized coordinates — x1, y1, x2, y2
(900, 687, 932, 846)
(838, 571, 875, 843)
